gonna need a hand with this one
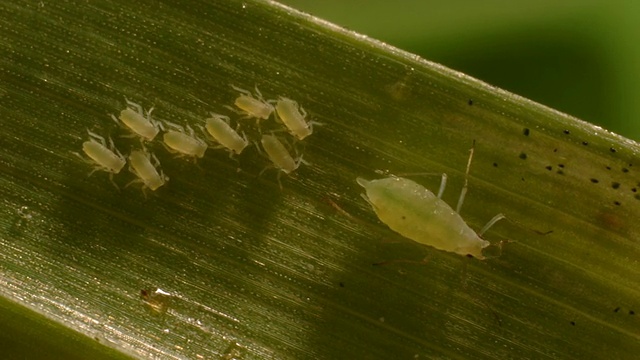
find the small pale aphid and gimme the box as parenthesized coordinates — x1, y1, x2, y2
(275, 97, 317, 140)
(75, 130, 126, 186)
(260, 134, 306, 188)
(128, 149, 168, 191)
(228, 85, 274, 122)
(111, 98, 163, 141)
(162, 121, 208, 159)
(204, 113, 248, 155)
(357, 142, 505, 259)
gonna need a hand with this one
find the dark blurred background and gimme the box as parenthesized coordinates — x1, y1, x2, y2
(281, 0, 640, 141)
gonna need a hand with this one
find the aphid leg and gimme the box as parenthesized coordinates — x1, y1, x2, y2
(308, 120, 324, 132)
(107, 173, 120, 190)
(110, 113, 121, 126)
(456, 140, 476, 213)
(88, 166, 102, 177)
(479, 213, 506, 237)
(437, 173, 448, 199)
(155, 118, 165, 132)
(276, 170, 284, 190)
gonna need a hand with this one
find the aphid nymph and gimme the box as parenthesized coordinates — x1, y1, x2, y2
(162, 121, 208, 159)
(357, 142, 505, 259)
(128, 149, 169, 192)
(75, 130, 126, 187)
(204, 113, 248, 156)
(259, 134, 306, 188)
(227, 85, 274, 123)
(274, 97, 319, 140)
(111, 98, 163, 141)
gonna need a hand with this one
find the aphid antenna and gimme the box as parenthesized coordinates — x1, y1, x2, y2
(71, 151, 91, 165)
(230, 84, 252, 96)
(373, 253, 433, 267)
(163, 120, 185, 132)
(502, 216, 553, 236)
(124, 97, 143, 113)
(223, 104, 243, 115)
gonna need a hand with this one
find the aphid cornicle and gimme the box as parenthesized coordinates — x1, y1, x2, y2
(204, 113, 248, 155)
(274, 97, 316, 140)
(227, 85, 274, 122)
(357, 143, 505, 259)
(128, 149, 168, 191)
(162, 121, 208, 159)
(74, 130, 126, 188)
(111, 98, 163, 141)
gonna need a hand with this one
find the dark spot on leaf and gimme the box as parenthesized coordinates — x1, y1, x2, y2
(468, 99, 473, 105)
(523, 128, 530, 136)
(521, 177, 525, 181)
(401, 216, 406, 220)
(582, 141, 589, 146)
(614, 307, 620, 313)
(611, 182, 620, 189)
(632, 188, 637, 193)
(545, 166, 552, 171)
(614, 201, 621, 206)
(610, 147, 617, 153)
(630, 310, 635, 315)
(622, 168, 629, 173)
(519, 152, 527, 160)
(606, 166, 611, 170)
(590, 178, 599, 184)
(553, 148, 558, 152)
(493, 162, 498, 167)
(339, 282, 345, 287)
(570, 321, 576, 326)
(557, 170, 565, 175)
(558, 164, 565, 168)
(563, 130, 570, 135)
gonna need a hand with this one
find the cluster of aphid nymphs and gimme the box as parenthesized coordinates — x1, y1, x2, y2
(75, 85, 317, 192)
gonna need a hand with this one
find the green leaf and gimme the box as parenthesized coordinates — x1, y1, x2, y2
(1, 0, 638, 359)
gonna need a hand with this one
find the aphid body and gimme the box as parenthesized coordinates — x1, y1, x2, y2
(80, 130, 126, 176)
(275, 97, 314, 140)
(162, 122, 207, 159)
(357, 143, 504, 260)
(111, 99, 163, 141)
(261, 134, 300, 174)
(357, 177, 491, 258)
(229, 85, 274, 121)
(205, 114, 248, 155)
(128, 150, 168, 191)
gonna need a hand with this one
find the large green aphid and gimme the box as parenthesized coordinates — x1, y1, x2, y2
(357, 143, 505, 259)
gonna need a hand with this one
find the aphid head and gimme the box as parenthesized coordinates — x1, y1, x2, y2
(459, 239, 490, 260)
